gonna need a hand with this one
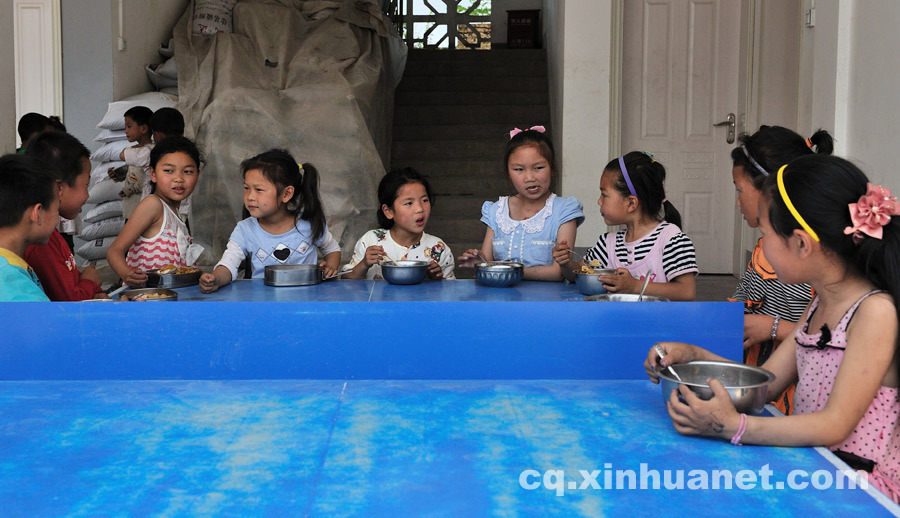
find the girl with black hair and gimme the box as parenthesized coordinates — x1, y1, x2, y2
(342, 167, 454, 280)
(553, 151, 698, 301)
(200, 149, 341, 292)
(648, 154, 900, 502)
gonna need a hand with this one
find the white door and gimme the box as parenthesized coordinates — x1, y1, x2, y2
(621, 0, 741, 273)
(13, 0, 62, 144)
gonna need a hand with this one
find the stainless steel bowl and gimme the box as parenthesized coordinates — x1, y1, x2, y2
(381, 260, 429, 285)
(264, 264, 322, 286)
(147, 268, 202, 288)
(475, 261, 524, 287)
(575, 269, 616, 295)
(583, 294, 669, 302)
(118, 288, 178, 301)
(658, 361, 776, 415)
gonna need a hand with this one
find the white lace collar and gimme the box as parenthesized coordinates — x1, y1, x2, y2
(495, 193, 556, 234)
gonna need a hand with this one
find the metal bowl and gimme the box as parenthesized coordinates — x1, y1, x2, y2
(381, 260, 429, 285)
(475, 261, 524, 287)
(118, 288, 178, 301)
(147, 268, 202, 288)
(575, 269, 617, 295)
(659, 361, 776, 415)
(583, 294, 669, 302)
(264, 264, 322, 286)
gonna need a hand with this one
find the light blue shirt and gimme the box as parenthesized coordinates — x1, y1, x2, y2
(0, 250, 50, 302)
(481, 194, 584, 268)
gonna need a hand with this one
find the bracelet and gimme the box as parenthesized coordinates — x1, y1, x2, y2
(770, 315, 781, 341)
(730, 413, 748, 446)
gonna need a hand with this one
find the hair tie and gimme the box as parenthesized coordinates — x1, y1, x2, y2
(741, 145, 769, 176)
(777, 164, 819, 242)
(509, 125, 546, 139)
(843, 183, 900, 243)
(618, 156, 637, 197)
(662, 197, 668, 204)
(805, 138, 813, 149)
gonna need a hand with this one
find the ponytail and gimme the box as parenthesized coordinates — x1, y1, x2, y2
(297, 163, 326, 243)
(807, 129, 834, 155)
(730, 126, 834, 189)
(605, 151, 682, 227)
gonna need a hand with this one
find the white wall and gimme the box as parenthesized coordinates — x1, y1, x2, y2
(544, 0, 614, 247)
(0, 2, 17, 153)
(112, 0, 189, 100)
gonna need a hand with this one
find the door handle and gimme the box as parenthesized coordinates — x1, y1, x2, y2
(714, 113, 735, 144)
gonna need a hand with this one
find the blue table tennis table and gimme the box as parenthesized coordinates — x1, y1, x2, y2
(1, 280, 898, 515)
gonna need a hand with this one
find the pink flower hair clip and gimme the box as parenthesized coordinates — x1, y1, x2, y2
(509, 125, 546, 139)
(843, 182, 900, 243)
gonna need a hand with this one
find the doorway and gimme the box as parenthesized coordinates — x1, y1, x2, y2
(13, 0, 62, 145)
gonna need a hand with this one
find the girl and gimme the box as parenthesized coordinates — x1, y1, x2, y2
(24, 131, 108, 300)
(343, 167, 454, 280)
(728, 126, 833, 413)
(199, 149, 341, 292)
(457, 126, 584, 281)
(553, 151, 697, 301)
(108, 136, 202, 288)
(646, 155, 900, 501)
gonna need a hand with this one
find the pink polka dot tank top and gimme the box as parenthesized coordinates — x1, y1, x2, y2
(794, 291, 900, 501)
(125, 196, 192, 271)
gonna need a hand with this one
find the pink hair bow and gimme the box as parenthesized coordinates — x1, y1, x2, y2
(509, 125, 546, 139)
(843, 183, 900, 242)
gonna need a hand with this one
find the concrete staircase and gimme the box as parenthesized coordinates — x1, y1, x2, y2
(391, 49, 550, 274)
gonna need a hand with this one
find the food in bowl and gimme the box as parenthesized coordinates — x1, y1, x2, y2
(154, 265, 201, 275)
(381, 260, 429, 285)
(658, 361, 775, 415)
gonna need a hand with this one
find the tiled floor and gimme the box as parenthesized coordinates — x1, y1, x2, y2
(696, 274, 739, 302)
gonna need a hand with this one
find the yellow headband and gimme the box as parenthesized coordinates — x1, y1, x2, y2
(777, 164, 819, 242)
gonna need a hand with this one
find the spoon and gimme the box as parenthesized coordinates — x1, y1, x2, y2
(653, 343, 682, 381)
(638, 273, 653, 301)
(323, 270, 352, 281)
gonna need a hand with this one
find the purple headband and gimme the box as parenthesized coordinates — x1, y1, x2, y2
(741, 145, 769, 176)
(618, 155, 637, 197)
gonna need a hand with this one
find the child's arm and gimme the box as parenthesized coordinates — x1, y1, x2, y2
(320, 251, 341, 279)
(523, 220, 578, 281)
(667, 294, 898, 447)
(744, 314, 797, 348)
(106, 196, 161, 287)
(552, 239, 582, 282)
(457, 228, 495, 267)
(199, 265, 234, 293)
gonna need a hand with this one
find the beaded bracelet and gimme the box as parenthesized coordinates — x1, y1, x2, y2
(770, 315, 781, 341)
(731, 413, 748, 446)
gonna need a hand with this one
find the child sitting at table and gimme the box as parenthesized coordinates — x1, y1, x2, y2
(107, 136, 202, 288)
(647, 155, 900, 502)
(199, 149, 341, 292)
(24, 131, 107, 300)
(552, 151, 698, 301)
(343, 167, 455, 280)
(0, 154, 60, 301)
(728, 126, 833, 413)
(457, 126, 583, 280)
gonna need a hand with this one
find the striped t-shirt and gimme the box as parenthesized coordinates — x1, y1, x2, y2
(583, 221, 698, 280)
(730, 238, 811, 322)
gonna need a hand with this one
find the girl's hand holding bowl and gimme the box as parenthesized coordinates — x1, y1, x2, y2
(319, 261, 338, 279)
(667, 378, 742, 440)
(124, 268, 147, 288)
(597, 267, 635, 293)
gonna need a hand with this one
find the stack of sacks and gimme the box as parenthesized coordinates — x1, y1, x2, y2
(146, 38, 179, 96)
(76, 92, 178, 264)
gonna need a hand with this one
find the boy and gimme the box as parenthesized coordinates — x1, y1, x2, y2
(0, 154, 60, 301)
(110, 106, 154, 219)
(24, 132, 107, 300)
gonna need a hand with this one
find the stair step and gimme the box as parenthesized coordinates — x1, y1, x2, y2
(427, 217, 485, 243)
(394, 124, 528, 142)
(403, 61, 546, 77)
(393, 139, 507, 160)
(398, 159, 501, 178)
(430, 176, 509, 196)
(394, 105, 550, 125)
(430, 195, 488, 218)
(398, 75, 548, 92)
(407, 49, 546, 62)
(396, 90, 549, 106)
